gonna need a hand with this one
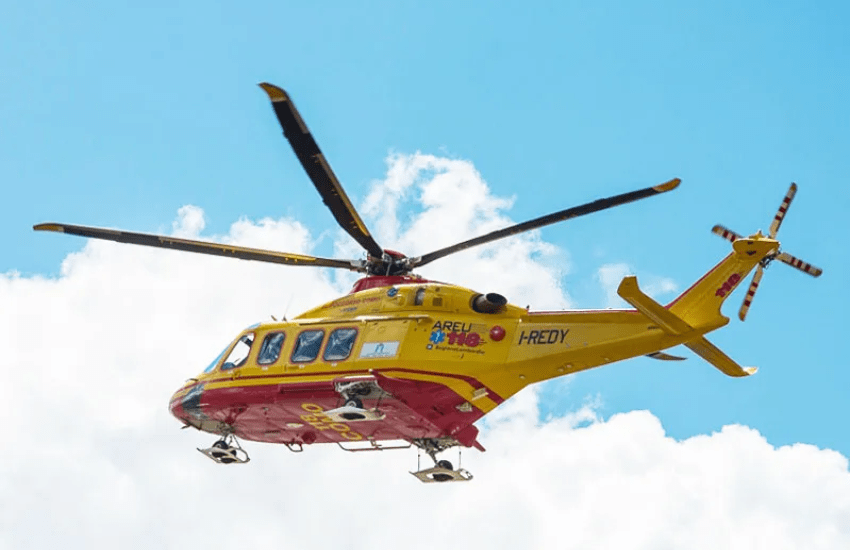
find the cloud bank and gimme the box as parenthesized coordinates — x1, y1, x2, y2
(2, 153, 847, 549)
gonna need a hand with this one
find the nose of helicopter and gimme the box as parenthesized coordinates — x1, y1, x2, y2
(169, 382, 205, 425)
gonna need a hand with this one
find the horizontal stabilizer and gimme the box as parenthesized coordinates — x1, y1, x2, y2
(619, 276, 755, 377)
(646, 351, 686, 361)
(684, 337, 757, 377)
(617, 276, 692, 335)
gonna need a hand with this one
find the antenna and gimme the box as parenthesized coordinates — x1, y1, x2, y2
(282, 294, 294, 322)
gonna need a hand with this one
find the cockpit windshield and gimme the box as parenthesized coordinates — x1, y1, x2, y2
(221, 333, 254, 370)
(202, 324, 261, 374)
(203, 346, 229, 373)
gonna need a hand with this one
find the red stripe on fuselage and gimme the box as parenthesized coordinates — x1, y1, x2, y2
(190, 367, 504, 404)
(169, 366, 505, 421)
(172, 377, 487, 447)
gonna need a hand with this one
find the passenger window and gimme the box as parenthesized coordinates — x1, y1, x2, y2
(257, 332, 286, 365)
(221, 332, 254, 371)
(291, 330, 325, 363)
(324, 328, 358, 362)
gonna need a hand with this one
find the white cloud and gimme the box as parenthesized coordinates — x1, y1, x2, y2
(645, 275, 679, 298)
(352, 152, 571, 311)
(596, 262, 679, 309)
(172, 204, 205, 237)
(2, 154, 848, 549)
(597, 262, 633, 308)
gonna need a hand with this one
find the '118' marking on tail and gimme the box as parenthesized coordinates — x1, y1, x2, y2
(715, 273, 741, 297)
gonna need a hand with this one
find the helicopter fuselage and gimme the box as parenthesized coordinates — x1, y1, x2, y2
(167, 256, 756, 452)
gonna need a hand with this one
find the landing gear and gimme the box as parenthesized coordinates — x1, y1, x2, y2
(197, 434, 250, 464)
(335, 378, 383, 402)
(344, 397, 363, 410)
(322, 378, 386, 422)
(410, 438, 473, 483)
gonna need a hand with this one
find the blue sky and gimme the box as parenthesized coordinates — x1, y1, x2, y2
(2, 3, 849, 540)
(4, 0, 848, 443)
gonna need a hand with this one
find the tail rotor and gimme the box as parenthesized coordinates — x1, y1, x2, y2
(711, 224, 744, 244)
(738, 264, 765, 321)
(711, 182, 822, 321)
(776, 251, 823, 278)
(768, 182, 797, 238)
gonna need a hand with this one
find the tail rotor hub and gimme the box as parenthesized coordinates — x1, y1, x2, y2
(711, 182, 822, 321)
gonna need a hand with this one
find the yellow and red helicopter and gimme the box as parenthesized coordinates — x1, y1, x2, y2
(34, 84, 822, 482)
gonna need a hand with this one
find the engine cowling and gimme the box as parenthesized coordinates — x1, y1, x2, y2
(471, 293, 507, 314)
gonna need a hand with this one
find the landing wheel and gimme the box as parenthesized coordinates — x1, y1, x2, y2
(344, 397, 363, 409)
(198, 435, 250, 465)
(432, 459, 454, 482)
(409, 440, 473, 483)
(210, 440, 236, 463)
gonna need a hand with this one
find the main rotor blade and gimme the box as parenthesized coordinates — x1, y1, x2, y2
(777, 251, 823, 277)
(738, 264, 764, 321)
(258, 83, 384, 259)
(769, 182, 797, 239)
(33, 223, 366, 272)
(409, 178, 681, 269)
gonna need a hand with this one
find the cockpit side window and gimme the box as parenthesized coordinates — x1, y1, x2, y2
(221, 332, 255, 371)
(291, 329, 325, 363)
(323, 328, 358, 362)
(257, 332, 286, 365)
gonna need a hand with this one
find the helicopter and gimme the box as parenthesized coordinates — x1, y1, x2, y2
(34, 83, 822, 483)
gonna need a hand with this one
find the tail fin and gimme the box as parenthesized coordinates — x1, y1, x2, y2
(667, 236, 778, 328)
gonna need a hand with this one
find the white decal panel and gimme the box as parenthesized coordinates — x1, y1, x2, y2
(359, 341, 400, 359)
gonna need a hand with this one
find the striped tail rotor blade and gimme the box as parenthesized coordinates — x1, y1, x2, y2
(769, 182, 798, 238)
(711, 224, 743, 243)
(739, 265, 765, 321)
(777, 251, 823, 277)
